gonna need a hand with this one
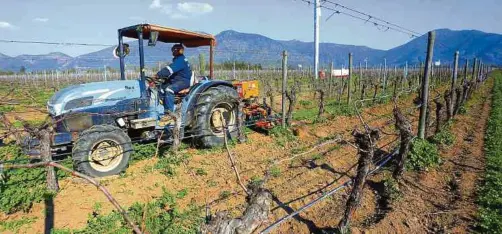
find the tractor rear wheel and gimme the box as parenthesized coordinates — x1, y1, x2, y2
(192, 85, 239, 148)
(72, 125, 132, 177)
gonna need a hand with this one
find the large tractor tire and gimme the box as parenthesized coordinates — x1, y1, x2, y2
(193, 85, 239, 148)
(72, 125, 132, 177)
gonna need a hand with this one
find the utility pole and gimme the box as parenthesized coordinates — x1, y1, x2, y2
(104, 65, 107, 81)
(418, 31, 436, 139)
(314, 0, 320, 79)
(452, 51, 459, 92)
(383, 58, 387, 93)
(348, 53, 353, 104)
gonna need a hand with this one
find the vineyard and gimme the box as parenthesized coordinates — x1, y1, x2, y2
(0, 35, 499, 234)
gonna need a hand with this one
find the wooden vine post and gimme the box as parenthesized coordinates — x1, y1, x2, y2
(450, 51, 459, 118)
(281, 50, 288, 128)
(347, 53, 353, 104)
(418, 31, 435, 139)
(338, 128, 380, 233)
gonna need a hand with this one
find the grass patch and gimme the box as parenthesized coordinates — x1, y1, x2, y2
(476, 71, 502, 232)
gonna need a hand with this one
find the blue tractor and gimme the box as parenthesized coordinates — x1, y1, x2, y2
(44, 24, 242, 177)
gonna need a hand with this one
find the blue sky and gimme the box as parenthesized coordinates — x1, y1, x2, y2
(0, 0, 501, 57)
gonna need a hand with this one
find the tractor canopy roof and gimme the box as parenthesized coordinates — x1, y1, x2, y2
(119, 24, 216, 47)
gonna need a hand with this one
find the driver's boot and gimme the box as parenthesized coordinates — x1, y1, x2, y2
(159, 111, 176, 127)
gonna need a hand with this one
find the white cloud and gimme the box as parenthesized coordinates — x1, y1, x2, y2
(177, 2, 213, 14)
(149, 0, 174, 14)
(33, 17, 49, 22)
(148, 1, 213, 20)
(0, 21, 14, 29)
(149, 0, 162, 9)
(161, 4, 173, 14)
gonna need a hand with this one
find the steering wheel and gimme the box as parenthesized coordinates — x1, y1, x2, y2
(145, 76, 157, 83)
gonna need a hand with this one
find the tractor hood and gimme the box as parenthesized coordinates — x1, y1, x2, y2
(47, 80, 141, 116)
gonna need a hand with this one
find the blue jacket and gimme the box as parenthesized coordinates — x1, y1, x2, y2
(157, 54, 192, 86)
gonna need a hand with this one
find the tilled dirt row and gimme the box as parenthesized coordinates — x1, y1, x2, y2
(1, 92, 437, 233)
(362, 79, 492, 234)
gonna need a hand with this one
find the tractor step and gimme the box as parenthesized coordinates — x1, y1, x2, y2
(130, 117, 156, 129)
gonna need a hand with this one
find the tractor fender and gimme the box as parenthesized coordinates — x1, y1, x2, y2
(182, 80, 235, 127)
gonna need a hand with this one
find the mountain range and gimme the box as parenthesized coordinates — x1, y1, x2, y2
(1, 28, 501, 72)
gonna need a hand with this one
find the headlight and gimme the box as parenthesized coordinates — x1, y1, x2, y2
(63, 97, 93, 111)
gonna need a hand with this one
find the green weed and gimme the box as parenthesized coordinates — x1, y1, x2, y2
(299, 100, 313, 106)
(0, 217, 37, 232)
(431, 124, 456, 148)
(155, 152, 190, 177)
(0, 144, 53, 213)
(269, 126, 297, 147)
(53, 187, 202, 234)
(406, 138, 441, 171)
(382, 177, 402, 202)
(219, 190, 231, 199)
(476, 71, 502, 232)
(249, 175, 263, 188)
(269, 166, 281, 177)
(131, 143, 157, 162)
(195, 168, 207, 176)
(207, 180, 217, 187)
(0, 105, 14, 113)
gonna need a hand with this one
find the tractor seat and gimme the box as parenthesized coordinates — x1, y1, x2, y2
(174, 72, 197, 102)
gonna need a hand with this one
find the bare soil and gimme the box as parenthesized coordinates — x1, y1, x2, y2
(0, 82, 490, 233)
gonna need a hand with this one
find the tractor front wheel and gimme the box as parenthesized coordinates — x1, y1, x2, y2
(193, 86, 239, 148)
(72, 125, 132, 177)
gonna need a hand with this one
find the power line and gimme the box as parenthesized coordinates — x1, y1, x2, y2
(321, 0, 422, 36)
(297, 0, 422, 38)
(0, 39, 113, 47)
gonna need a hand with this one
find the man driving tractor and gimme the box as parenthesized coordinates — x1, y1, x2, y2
(155, 43, 192, 123)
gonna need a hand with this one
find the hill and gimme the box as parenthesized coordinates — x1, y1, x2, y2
(1, 28, 501, 71)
